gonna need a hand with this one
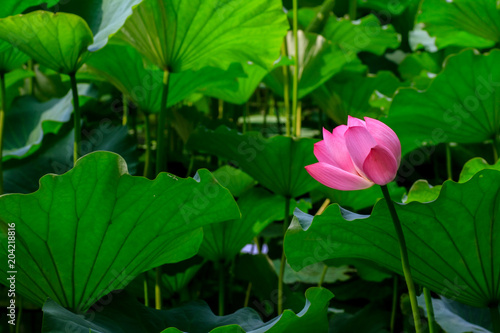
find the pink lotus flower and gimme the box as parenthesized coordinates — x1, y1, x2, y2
(305, 116, 401, 190)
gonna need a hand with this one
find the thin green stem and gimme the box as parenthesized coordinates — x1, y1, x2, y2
(292, 0, 299, 138)
(156, 70, 170, 174)
(0, 72, 6, 195)
(122, 95, 129, 126)
(278, 197, 291, 315)
(218, 262, 225, 316)
(318, 265, 328, 287)
(27, 60, 34, 95)
(281, 42, 291, 137)
(69, 73, 81, 166)
(143, 273, 149, 307)
(390, 275, 398, 333)
(244, 282, 252, 308)
(349, 0, 357, 19)
(305, 0, 336, 33)
(490, 305, 500, 333)
(423, 287, 436, 333)
(243, 102, 248, 133)
(445, 144, 452, 180)
(143, 112, 152, 179)
(155, 267, 162, 310)
(381, 185, 423, 333)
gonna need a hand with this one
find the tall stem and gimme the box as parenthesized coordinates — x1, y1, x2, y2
(278, 197, 291, 315)
(490, 304, 500, 333)
(218, 262, 225, 316)
(155, 266, 162, 309)
(292, 0, 299, 138)
(69, 73, 81, 166)
(390, 275, 398, 333)
(0, 72, 6, 195)
(27, 60, 34, 95)
(423, 287, 436, 333)
(122, 95, 129, 126)
(349, 0, 357, 19)
(143, 112, 152, 179)
(244, 282, 252, 307)
(381, 185, 423, 333)
(318, 265, 328, 287)
(445, 144, 452, 180)
(281, 42, 291, 137)
(143, 273, 149, 307)
(156, 70, 170, 174)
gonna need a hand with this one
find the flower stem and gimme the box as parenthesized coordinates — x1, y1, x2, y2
(281, 41, 291, 137)
(143, 273, 149, 307)
(423, 287, 436, 333)
(69, 73, 81, 166)
(390, 275, 398, 333)
(244, 282, 252, 307)
(156, 70, 170, 174)
(445, 143, 452, 180)
(278, 197, 291, 315)
(143, 112, 152, 179)
(490, 304, 500, 333)
(155, 266, 162, 309)
(381, 185, 423, 333)
(349, 0, 357, 19)
(292, 0, 299, 138)
(318, 264, 328, 287)
(122, 95, 129, 126)
(0, 72, 6, 195)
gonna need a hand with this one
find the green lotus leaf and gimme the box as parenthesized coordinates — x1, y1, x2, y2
(3, 84, 94, 161)
(0, 41, 29, 73)
(311, 70, 405, 124)
(385, 49, 500, 157)
(115, 0, 288, 72)
(86, 43, 245, 113)
(199, 188, 294, 262)
(186, 126, 319, 198)
(0, 0, 59, 18)
(417, 0, 500, 50)
(2, 68, 35, 110)
(285, 169, 500, 308)
(0, 151, 240, 311)
(41, 287, 332, 333)
(264, 30, 349, 100)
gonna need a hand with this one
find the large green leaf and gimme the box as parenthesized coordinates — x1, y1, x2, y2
(3, 68, 35, 109)
(311, 70, 405, 124)
(264, 30, 350, 99)
(56, 0, 143, 51)
(417, 0, 500, 50)
(212, 165, 256, 198)
(3, 84, 94, 161)
(0, 151, 240, 311)
(116, 0, 288, 72)
(199, 188, 293, 262)
(385, 49, 500, 156)
(3, 125, 140, 194)
(0, 11, 93, 74)
(86, 43, 244, 113)
(0, 0, 59, 17)
(186, 126, 319, 198)
(42, 288, 332, 333)
(322, 13, 401, 56)
(418, 295, 494, 333)
(0, 42, 29, 73)
(285, 169, 500, 308)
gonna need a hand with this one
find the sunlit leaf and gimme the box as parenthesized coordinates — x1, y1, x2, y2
(0, 152, 240, 311)
(186, 126, 319, 198)
(286, 169, 500, 308)
(385, 49, 500, 156)
(116, 0, 288, 72)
